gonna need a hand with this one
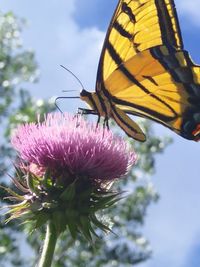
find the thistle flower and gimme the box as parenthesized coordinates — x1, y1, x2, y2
(5, 113, 136, 241)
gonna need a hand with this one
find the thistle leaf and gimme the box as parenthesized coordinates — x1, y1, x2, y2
(90, 214, 114, 234)
(27, 173, 40, 195)
(67, 219, 78, 240)
(0, 185, 24, 200)
(34, 213, 49, 229)
(52, 211, 67, 234)
(78, 216, 93, 243)
(60, 182, 76, 202)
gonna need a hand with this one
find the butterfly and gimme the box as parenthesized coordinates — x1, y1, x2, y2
(79, 0, 200, 142)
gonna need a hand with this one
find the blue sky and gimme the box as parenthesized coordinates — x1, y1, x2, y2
(1, 1, 200, 266)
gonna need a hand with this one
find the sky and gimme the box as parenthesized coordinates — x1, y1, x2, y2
(1, 0, 200, 267)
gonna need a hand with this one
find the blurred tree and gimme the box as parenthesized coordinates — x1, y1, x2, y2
(0, 10, 55, 267)
(0, 10, 38, 177)
(0, 10, 172, 267)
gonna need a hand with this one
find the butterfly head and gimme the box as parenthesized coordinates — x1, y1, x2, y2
(80, 89, 112, 118)
(80, 89, 96, 111)
(80, 89, 91, 98)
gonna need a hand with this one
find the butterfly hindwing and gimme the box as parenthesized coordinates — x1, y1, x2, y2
(105, 46, 200, 139)
(111, 105, 146, 141)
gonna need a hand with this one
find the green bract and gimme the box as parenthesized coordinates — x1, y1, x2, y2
(3, 168, 123, 242)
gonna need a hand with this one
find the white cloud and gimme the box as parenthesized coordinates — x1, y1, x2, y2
(40, 0, 105, 96)
(1, 0, 105, 98)
(52, 0, 105, 110)
(58, 19, 104, 89)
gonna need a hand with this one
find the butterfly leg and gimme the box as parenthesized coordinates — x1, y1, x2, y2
(94, 114, 101, 129)
(77, 107, 97, 115)
(72, 108, 87, 127)
(103, 116, 109, 130)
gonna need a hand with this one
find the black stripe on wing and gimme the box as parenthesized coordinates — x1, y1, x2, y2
(111, 95, 176, 122)
(113, 21, 133, 39)
(150, 46, 199, 103)
(112, 105, 138, 134)
(121, 2, 136, 23)
(155, 0, 183, 49)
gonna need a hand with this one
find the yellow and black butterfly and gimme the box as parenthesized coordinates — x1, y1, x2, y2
(79, 0, 200, 142)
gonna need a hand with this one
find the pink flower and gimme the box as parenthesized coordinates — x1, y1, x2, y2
(11, 113, 136, 184)
(5, 113, 137, 240)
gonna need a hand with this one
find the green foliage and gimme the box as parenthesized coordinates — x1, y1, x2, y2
(0, 11, 37, 120)
(0, 10, 55, 267)
(4, 169, 123, 244)
(0, 227, 24, 266)
(0, 10, 36, 180)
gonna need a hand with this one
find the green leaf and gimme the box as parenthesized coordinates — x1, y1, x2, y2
(26, 173, 40, 195)
(52, 211, 67, 234)
(90, 214, 113, 234)
(103, 196, 124, 209)
(60, 182, 76, 202)
(0, 185, 24, 200)
(91, 192, 122, 211)
(67, 220, 78, 240)
(35, 213, 49, 229)
(42, 168, 53, 189)
(78, 216, 93, 243)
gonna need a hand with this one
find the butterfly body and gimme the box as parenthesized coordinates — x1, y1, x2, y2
(80, 88, 146, 141)
(80, 0, 200, 141)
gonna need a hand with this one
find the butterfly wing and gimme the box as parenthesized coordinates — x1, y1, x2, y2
(106, 47, 200, 140)
(96, 0, 183, 85)
(96, 0, 200, 141)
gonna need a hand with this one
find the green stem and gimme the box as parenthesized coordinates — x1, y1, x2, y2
(38, 221, 58, 267)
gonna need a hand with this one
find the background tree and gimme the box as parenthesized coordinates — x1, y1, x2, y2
(0, 11, 55, 267)
(0, 10, 171, 267)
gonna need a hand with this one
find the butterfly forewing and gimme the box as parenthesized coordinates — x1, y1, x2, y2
(97, 0, 183, 84)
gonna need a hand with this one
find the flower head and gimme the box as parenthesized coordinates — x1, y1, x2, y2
(12, 112, 136, 183)
(5, 112, 137, 241)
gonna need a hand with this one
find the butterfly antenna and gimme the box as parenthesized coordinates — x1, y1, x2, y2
(60, 65, 85, 90)
(55, 65, 85, 113)
(55, 95, 80, 113)
(62, 89, 77, 93)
